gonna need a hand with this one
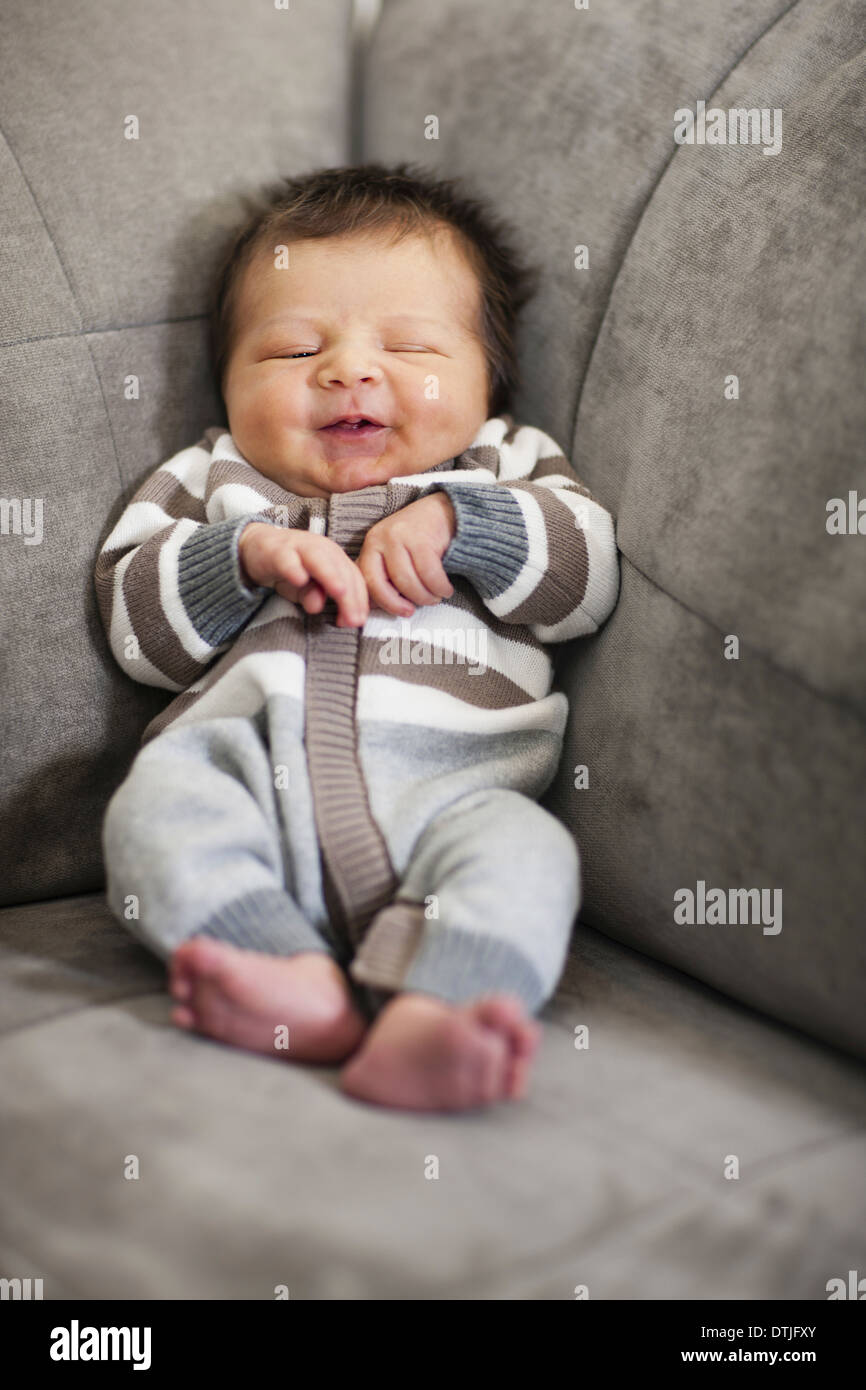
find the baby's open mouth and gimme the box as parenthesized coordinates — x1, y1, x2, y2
(319, 416, 389, 439)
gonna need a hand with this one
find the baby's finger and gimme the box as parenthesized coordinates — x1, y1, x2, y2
(380, 542, 442, 607)
(299, 548, 347, 599)
(361, 548, 414, 616)
(274, 548, 310, 591)
(406, 544, 454, 601)
(273, 579, 305, 605)
(305, 550, 368, 625)
(338, 560, 370, 626)
(298, 579, 327, 613)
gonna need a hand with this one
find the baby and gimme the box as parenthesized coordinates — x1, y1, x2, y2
(95, 161, 619, 1113)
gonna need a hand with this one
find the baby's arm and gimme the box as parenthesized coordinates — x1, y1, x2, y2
(94, 442, 274, 690)
(402, 418, 620, 642)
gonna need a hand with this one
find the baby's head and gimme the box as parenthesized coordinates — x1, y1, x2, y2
(209, 162, 537, 497)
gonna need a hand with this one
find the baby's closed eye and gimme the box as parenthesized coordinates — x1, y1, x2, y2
(269, 346, 436, 359)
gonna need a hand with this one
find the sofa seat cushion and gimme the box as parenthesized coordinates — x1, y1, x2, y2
(1, 893, 864, 1298)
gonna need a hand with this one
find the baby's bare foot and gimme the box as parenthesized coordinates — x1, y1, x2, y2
(338, 991, 542, 1112)
(168, 939, 368, 1062)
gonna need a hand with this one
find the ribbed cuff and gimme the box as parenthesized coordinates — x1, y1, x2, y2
(426, 483, 530, 599)
(405, 927, 547, 1012)
(177, 512, 273, 647)
(192, 887, 335, 957)
(350, 899, 548, 1013)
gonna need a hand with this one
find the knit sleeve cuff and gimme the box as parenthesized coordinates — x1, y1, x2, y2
(177, 513, 273, 648)
(427, 482, 531, 599)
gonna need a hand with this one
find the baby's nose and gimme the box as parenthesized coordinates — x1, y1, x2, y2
(318, 350, 383, 389)
(326, 367, 377, 386)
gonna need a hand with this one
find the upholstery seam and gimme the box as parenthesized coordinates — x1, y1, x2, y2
(609, 550, 865, 725)
(569, 0, 803, 447)
(1, 313, 205, 350)
(555, 918, 866, 1069)
(0, 124, 127, 497)
(0, 989, 167, 1046)
(350, 0, 383, 162)
(441, 1127, 866, 1300)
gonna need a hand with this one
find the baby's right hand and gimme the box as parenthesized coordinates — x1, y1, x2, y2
(238, 522, 369, 628)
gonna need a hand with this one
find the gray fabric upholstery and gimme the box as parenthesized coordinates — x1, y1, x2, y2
(1, 893, 864, 1298)
(0, 0, 353, 905)
(1, 0, 864, 1300)
(364, 0, 801, 450)
(364, 0, 866, 1060)
(549, 3, 866, 1057)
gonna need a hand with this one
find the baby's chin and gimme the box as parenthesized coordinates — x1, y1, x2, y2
(263, 456, 401, 498)
(246, 428, 461, 496)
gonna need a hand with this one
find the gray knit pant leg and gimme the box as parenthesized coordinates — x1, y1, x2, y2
(102, 719, 339, 965)
(349, 788, 580, 1016)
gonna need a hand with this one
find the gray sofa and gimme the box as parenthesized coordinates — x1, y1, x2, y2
(1, 0, 864, 1300)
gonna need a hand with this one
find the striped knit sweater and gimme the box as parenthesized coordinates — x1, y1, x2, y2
(95, 414, 619, 751)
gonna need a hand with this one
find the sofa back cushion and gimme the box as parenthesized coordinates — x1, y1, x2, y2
(363, 0, 866, 1057)
(0, 0, 353, 903)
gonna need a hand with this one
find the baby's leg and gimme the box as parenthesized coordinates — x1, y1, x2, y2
(341, 789, 580, 1111)
(102, 718, 367, 1061)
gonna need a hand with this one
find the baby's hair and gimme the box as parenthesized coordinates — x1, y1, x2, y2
(207, 161, 539, 418)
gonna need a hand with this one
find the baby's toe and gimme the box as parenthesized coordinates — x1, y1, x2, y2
(172, 936, 236, 985)
(507, 1053, 532, 1101)
(467, 1027, 512, 1106)
(168, 950, 193, 1000)
(472, 995, 540, 1054)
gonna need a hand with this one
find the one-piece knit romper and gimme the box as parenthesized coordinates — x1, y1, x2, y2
(95, 414, 620, 1018)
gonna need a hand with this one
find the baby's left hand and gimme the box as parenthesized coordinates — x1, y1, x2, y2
(358, 492, 456, 616)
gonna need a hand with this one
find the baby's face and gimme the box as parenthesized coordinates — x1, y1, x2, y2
(221, 227, 490, 497)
